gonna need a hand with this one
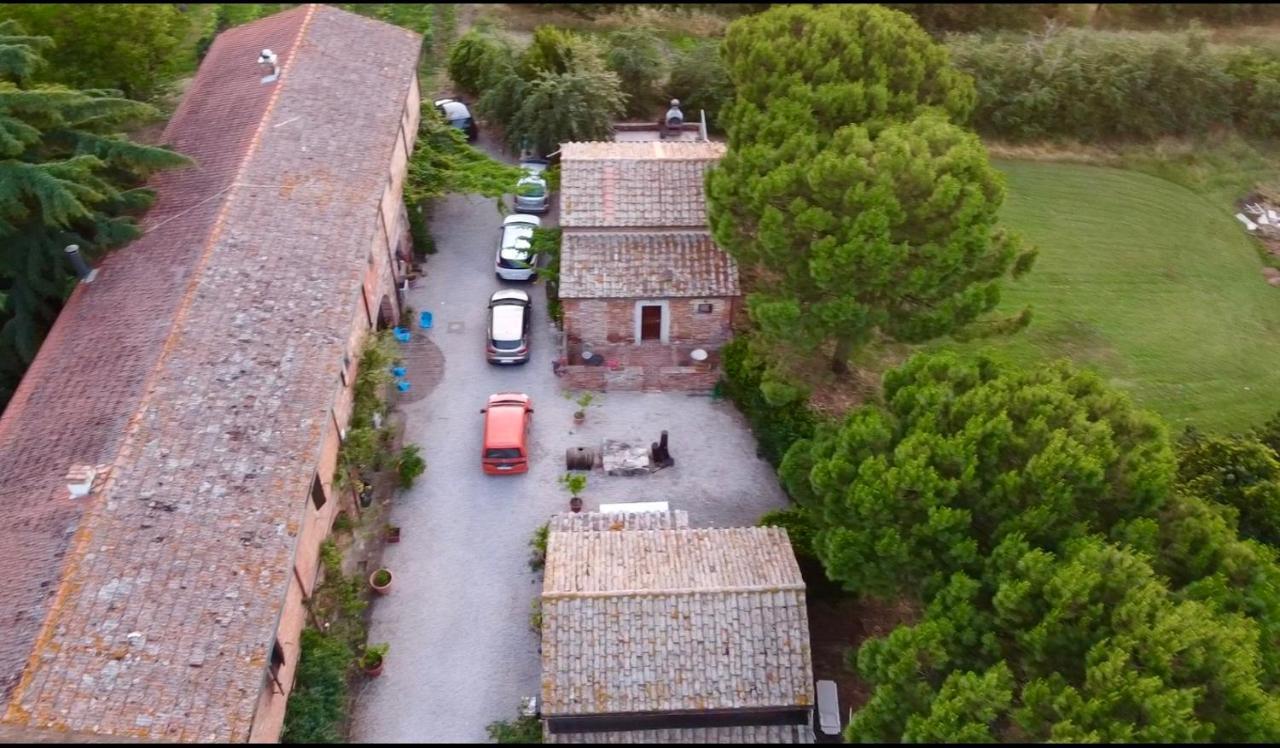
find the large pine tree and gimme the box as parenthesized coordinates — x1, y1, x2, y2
(0, 20, 189, 410)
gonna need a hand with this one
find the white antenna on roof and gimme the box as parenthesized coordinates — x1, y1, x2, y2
(258, 49, 279, 83)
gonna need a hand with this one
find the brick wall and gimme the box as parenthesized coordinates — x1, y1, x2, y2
(563, 296, 734, 346)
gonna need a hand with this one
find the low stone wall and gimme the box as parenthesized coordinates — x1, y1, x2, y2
(561, 363, 718, 392)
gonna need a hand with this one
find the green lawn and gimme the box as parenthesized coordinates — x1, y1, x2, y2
(946, 159, 1280, 433)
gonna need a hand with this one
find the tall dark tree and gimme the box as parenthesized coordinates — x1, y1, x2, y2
(0, 21, 189, 410)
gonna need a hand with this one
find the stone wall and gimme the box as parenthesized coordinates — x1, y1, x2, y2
(563, 296, 733, 346)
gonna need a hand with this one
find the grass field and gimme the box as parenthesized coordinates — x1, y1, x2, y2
(941, 159, 1280, 433)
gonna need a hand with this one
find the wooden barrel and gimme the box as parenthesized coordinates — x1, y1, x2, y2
(566, 446, 596, 471)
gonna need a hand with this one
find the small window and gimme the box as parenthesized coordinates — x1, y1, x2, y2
(310, 474, 327, 510)
(696, 303, 714, 314)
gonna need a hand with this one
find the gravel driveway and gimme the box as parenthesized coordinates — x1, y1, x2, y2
(350, 136, 790, 743)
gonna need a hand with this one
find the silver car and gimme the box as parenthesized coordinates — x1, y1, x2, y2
(487, 289, 531, 364)
(514, 159, 549, 214)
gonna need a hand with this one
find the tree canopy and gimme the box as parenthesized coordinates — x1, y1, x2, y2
(0, 20, 189, 411)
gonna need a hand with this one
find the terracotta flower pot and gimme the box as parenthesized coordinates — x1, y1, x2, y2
(386, 526, 401, 543)
(370, 568, 393, 595)
(362, 656, 384, 678)
(573, 411, 585, 425)
(570, 497, 583, 513)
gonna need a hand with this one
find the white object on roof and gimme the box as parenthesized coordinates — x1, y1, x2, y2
(1237, 213, 1259, 232)
(597, 500, 670, 514)
(817, 679, 840, 736)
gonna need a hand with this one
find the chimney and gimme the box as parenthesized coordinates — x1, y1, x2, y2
(64, 245, 97, 283)
(65, 464, 97, 499)
(258, 49, 279, 83)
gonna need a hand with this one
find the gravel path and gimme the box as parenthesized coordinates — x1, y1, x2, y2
(350, 134, 789, 743)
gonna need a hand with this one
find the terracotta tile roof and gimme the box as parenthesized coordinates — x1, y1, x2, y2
(540, 513, 814, 721)
(558, 232, 739, 299)
(545, 725, 813, 744)
(0, 4, 421, 741)
(558, 141, 725, 229)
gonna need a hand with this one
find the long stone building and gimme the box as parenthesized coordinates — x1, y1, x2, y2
(0, 5, 421, 741)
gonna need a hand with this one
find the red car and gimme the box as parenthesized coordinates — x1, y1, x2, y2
(481, 393, 533, 475)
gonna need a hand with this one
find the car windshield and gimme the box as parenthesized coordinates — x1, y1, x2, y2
(499, 223, 536, 268)
(516, 180, 545, 198)
(450, 117, 472, 130)
(491, 338, 523, 351)
(485, 448, 522, 459)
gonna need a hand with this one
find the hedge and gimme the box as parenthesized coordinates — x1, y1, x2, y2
(949, 29, 1280, 140)
(716, 337, 818, 467)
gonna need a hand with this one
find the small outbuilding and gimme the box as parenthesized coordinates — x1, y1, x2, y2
(556, 141, 740, 391)
(539, 511, 816, 743)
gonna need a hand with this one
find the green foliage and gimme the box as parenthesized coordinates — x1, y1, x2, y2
(406, 104, 524, 205)
(1222, 47, 1280, 138)
(0, 20, 190, 412)
(665, 40, 732, 134)
(786, 350, 1175, 599)
(717, 336, 820, 467)
(529, 522, 550, 572)
(531, 227, 563, 323)
(395, 443, 426, 489)
(0, 3, 192, 101)
(719, 4, 976, 145)
(503, 68, 626, 155)
(948, 28, 1236, 141)
(335, 332, 397, 489)
(528, 596, 543, 634)
(888, 4, 1058, 33)
(518, 24, 605, 79)
(758, 507, 817, 559)
(486, 713, 544, 743)
(358, 642, 388, 670)
(447, 29, 516, 98)
(559, 471, 587, 497)
(406, 199, 434, 256)
(1178, 432, 1280, 547)
(282, 628, 352, 743)
(710, 110, 1034, 374)
(605, 30, 664, 118)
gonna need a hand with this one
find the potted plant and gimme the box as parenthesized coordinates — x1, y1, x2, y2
(360, 643, 389, 677)
(572, 391, 595, 425)
(370, 567, 393, 595)
(559, 472, 587, 512)
(385, 524, 401, 543)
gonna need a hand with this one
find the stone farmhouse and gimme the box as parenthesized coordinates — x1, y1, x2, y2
(0, 5, 420, 741)
(539, 511, 816, 743)
(556, 141, 740, 392)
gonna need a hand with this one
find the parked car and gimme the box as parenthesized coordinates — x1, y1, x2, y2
(487, 289, 531, 365)
(514, 159, 549, 214)
(480, 393, 533, 475)
(434, 97, 477, 141)
(495, 213, 541, 281)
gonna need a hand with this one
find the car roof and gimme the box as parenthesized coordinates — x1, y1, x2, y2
(490, 304, 526, 341)
(437, 100, 471, 119)
(490, 288, 530, 304)
(503, 213, 541, 226)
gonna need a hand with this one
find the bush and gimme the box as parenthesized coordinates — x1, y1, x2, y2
(281, 629, 353, 743)
(605, 30, 665, 118)
(447, 29, 516, 98)
(406, 199, 435, 256)
(717, 337, 819, 467)
(666, 40, 733, 134)
(395, 444, 426, 489)
(758, 507, 817, 559)
(1223, 48, 1280, 137)
(486, 713, 544, 743)
(505, 68, 626, 162)
(529, 522, 550, 571)
(948, 28, 1236, 141)
(518, 25, 605, 78)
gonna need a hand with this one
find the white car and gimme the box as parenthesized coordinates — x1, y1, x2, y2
(495, 214, 541, 281)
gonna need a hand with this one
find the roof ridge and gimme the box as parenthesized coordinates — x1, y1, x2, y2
(0, 3, 321, 719)
(542, 583, 808, 600)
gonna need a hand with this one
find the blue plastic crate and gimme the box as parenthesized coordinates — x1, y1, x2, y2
(391, 366, 407, 378)
(419, 311, 433, 329)
(396, 380, 411, 392)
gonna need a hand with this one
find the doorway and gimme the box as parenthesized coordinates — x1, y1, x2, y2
(636, 301, 667, 342)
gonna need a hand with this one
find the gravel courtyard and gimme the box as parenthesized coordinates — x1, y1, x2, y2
(350, 140, 789, 743)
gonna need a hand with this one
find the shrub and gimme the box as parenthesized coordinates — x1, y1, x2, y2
(948, 28, 1235, 140)
(486, 713, 544, 743)
(518, 25, 605, 78)
(666, 40, 733, 134)
(531, 228, 563, 324)
(405, 198, 435, 256)
(504, 69, 626, 157)
(1222, 48, 1280, 137)
(605, 30, 665, 118)
(447, 29, 516, 97)
(717, 337, 819, 467)
(359, 642, 388, 671)
(758, 507, 817, 559)
(395, 444, 426, 489)
(281, 628, 353, 743)
(529, 522, 550, 571)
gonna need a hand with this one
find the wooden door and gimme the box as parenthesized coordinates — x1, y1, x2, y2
(640, 305, 663, 341)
